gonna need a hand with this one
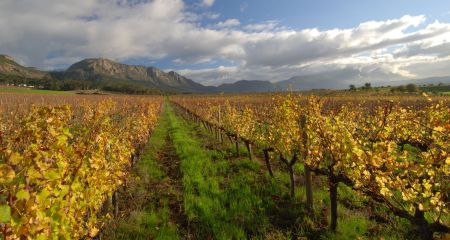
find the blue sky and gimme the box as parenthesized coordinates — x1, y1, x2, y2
(193, 0, 450, 29)
(1, 0, 450, 87)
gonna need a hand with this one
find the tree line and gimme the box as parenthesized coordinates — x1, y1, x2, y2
(0, 73, 161, 94)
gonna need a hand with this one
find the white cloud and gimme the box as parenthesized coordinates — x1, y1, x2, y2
(177, 65, 239, 85)
(203, 12, 220, 19)
(243, 20, 279, 32)
(242, 15, 441, 68)
(0, 1, 449, 87)
(201, 0, 215, 7)
(216, 19, 240, 28)
(0, 0, 189, 67)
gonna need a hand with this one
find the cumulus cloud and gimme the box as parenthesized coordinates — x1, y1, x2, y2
(0, 0, 449, 87)
(243, 20, 279, 32)
(0, 0, 189, 67)
(180, 15, 450, 86)
(201, 0, 215, 7)
(203, 12, 220, 19)
(216, 19, 241, 28)
(177, 66, 239, 85)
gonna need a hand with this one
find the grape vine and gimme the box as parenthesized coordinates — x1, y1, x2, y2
(0, 96, 162, 239)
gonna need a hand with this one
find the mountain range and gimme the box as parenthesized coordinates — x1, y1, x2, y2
(49, 58, 208, 93)
(1, 54, 449, 93)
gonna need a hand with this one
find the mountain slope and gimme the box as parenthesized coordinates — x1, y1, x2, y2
(53, 58, 207, 92)
(0, 55, 46, 79)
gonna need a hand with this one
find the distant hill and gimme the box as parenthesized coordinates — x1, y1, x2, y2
(276, 70, 370, 90)
(386, 76, 450, 87)
(277, 75, 338, 90)
(212, 75, 450, 93)
(215, 80, 277, 93)
(0, 55, 46, 79)
(275, 75, 450, 91)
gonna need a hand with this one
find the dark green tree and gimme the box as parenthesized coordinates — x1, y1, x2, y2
(405, 83, 418, 92)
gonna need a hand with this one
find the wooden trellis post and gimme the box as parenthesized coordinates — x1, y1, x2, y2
(300, 114, 314, 212)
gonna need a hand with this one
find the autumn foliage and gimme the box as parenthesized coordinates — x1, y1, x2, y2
(0, 95, 162, 239)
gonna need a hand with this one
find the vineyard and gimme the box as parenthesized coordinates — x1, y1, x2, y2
(0, 92, 449, 239)
(0, 94, 162, 239)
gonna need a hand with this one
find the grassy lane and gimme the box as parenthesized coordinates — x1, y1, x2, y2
(103, 104, 183, 240)
(103, 102, 270, 240)
(166, 104, 275, 239)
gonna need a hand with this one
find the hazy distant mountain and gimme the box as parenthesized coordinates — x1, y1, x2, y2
(386, 76, 450, 87)
(276, 68, 393, 90)
(0, 55, 46, 79)
(51, 58, 207, 92)
(277, 73, 450, 91)
(277, 75, 342, 90)
(215, 80, 277, 92)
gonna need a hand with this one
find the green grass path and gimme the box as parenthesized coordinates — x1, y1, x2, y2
(103, 103, 270, 239)
(102, 103, 181, 240)
(166, 103, 270, 239)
